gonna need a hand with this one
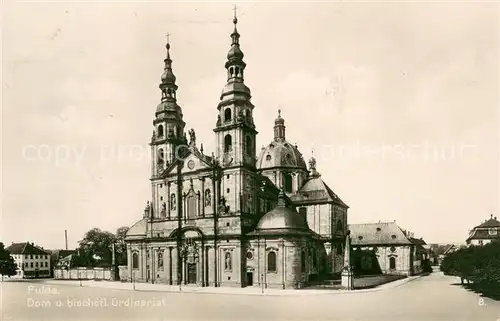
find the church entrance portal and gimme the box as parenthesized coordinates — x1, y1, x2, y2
(187, 263, 197, 284)
(246, 272, 253, 286)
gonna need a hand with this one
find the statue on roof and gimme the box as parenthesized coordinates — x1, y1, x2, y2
(188, 128, 196, 146)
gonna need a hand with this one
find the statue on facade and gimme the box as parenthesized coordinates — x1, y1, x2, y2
(160, 202, 166, 217)
(188, 128, 196, 146)
(225, 252, 232, 271)
(216, 115, 221, 127)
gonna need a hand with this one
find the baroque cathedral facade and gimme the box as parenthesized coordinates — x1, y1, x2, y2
(125, 14, 349, 289)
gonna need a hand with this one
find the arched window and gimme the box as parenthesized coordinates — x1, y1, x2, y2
(284, 174, 293, 193)
(389, 257, 396, 269)
(235, 67, 240, 77)
(245, 136, 252, 156)
(157, 251, 163, 269)
(229, 67, 234, 77)
(267, 252, 277, 272)
(186, 194, 197, 219)
(224, 134, 232, 152)
(157, 125, 164, 137)
(158, 149, 165, 164)
(167, 88, 172, 97)
(132, 252, 139, 269)
(224, 252, 232, 271)
(301, 251, 306, 272)
(224, 108, 232, 122)
(337, 220, 343, 231)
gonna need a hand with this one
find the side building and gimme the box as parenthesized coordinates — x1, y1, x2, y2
(6, 242, 51, 279)
(348, 222, 426, 276)
(466, 214, 500, 246)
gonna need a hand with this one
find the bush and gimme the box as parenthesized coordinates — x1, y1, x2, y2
(441, 242, 500, 292)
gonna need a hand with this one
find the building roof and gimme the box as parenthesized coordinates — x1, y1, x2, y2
(467, 228, 500, 241)
(473, 215, 500, 229)
(249, 190, 311, 236)
(6, 242, 50, 255)
(125, 219, 147, 239)
(291, 175, 348, 207)
(256, 140, 307, 171)
(348, 222, 412, 246)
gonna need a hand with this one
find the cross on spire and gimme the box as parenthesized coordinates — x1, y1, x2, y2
(166, 32, 171, 44)
(233, 4, 237, 19)
(278, 109, 281, 117)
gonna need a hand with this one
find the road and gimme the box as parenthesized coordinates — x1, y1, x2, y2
(1, 272, 499, 321)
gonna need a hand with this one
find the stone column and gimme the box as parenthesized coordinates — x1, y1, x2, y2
(167, 182, 171, 219)
(341, 231, 354, 290)
(201, 177, 205, 217)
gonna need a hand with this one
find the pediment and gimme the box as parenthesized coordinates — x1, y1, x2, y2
(160, 149, 214, 178)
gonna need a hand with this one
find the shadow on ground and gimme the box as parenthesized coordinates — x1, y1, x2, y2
(451, 282, 500, 301)
(305, 274, 408, 290)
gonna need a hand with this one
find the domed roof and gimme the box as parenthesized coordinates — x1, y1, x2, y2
(227, 45, 244, 60)
(221, 81, 250, 98)
(256, 140, 307, 170)
(255, 190, 310, 233)
(161, 69, 176, 84)
(156, 100, 181, 114)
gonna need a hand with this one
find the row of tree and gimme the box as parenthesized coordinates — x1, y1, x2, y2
(440, 241, 500, 293)
(72, 227, 129, 268)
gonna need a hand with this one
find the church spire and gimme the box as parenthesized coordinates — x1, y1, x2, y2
(160, 33, 178, 102)
(274, 109, 286, 141)
(225, 5, 246, 81)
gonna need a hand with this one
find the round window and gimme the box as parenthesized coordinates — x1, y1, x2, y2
(390, 246, 396, 252)
(246, 251, 253, 260)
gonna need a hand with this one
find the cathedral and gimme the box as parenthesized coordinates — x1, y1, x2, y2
(125, 13, 349, 289)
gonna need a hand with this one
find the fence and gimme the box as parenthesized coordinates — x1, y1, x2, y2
(53, 267, 112, 280)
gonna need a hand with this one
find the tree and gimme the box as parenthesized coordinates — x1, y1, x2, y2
(77, 228, 116, 267)
(0, 242, 17, 279)
(114, 226, 129, 265)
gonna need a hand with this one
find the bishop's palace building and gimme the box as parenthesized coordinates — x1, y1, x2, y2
(125, 14, 349, 289)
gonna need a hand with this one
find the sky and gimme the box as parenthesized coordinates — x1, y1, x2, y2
(1, 1, 498, 249)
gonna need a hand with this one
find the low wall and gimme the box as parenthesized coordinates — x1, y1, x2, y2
(54, 267, 112, 280)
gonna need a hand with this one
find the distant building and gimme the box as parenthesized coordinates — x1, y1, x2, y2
(348, 222, 425, 276)
(466, 214, 500, 246)
(49, 249, 78, 275)
(6, 242, 51, 278)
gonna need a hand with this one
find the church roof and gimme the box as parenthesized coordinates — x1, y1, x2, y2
(256, 140, 307, 170)
(125, 219, 147, 239)
(291, 176, 348, 207)
(348, 222, 412, 246)
(249, 190, 311, 236)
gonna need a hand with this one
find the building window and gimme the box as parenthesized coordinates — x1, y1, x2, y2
(337, 220, 343, 232)
(224, 108, 232, 122)
(225, 252, 232, 271)
(30, 255, 33, 259)
(267, 252, 277, 272)
(30, 262, 33, 268)
(391, 234, 397, 240)
(158, 149, 165, 164)
(157, 251, 164, 269)
(224, 134, 232, 152)
(45, 262, 48, 267)
(489, 228, 498, 236)
(157, 125, 164, 137)
(301, 251, 306, 272)
(390, 246, 396, 252)
(186, 194, 197, 219)
(246, 251, 253, 260)
(35, 262, 39, 268)
(299, 207, 307, 216)
(389, 257, 396, 269)
(227, 188, 230, 193)
(266, 155, 271, 161)
(132, 252, 139, 269)
(35, 255, 38, 259)
(284, 174, 292, 193)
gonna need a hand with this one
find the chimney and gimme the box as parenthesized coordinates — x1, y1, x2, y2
(65, 230, 68, 250)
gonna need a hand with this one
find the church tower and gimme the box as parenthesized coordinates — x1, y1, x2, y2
(151, 39, 187, 178)
(214, 13, 257, 169)
(213, 12, 258, 223)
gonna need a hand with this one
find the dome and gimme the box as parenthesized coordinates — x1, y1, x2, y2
(220, 81, 250, 98)
(256, 207, 309, 231)
(161, 69, 176, 84)
(256, 140, 307, 170)
(227, 45, 244, 60)
(255, 191, 309, 233)
(156, 101, 182, 115)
